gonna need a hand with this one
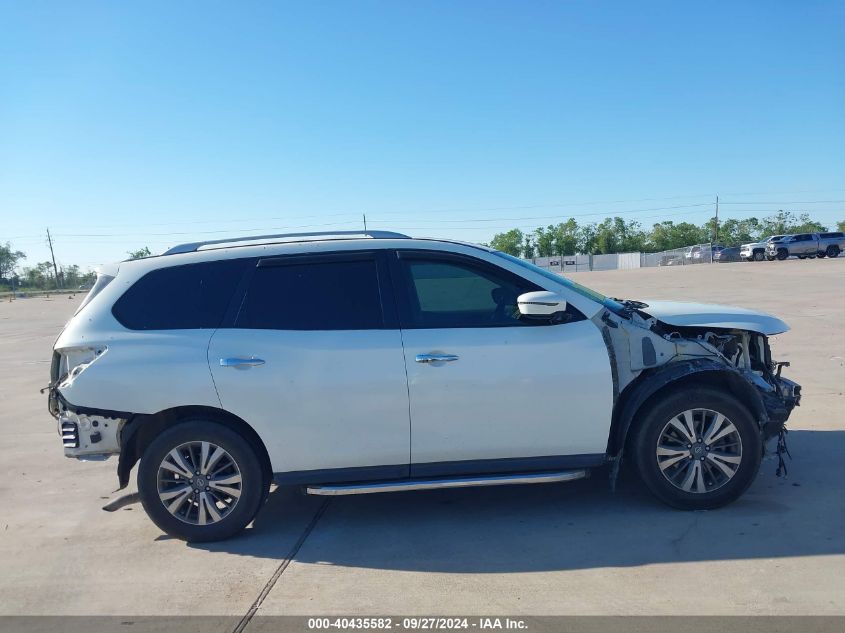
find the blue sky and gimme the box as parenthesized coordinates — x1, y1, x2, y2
(2, 1, 843, 269)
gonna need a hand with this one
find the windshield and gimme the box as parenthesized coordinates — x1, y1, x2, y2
(490, 251, 625, 312)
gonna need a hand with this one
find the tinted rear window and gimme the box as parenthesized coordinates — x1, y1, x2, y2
(235, 258, 383, 330)
(112, 259, 248, 330)
(821, 232, 843, 239)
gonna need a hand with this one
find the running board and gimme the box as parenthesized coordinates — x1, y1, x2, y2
(305, 469, 588, 496)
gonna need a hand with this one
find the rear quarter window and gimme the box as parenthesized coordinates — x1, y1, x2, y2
(112, 259, 249, 330)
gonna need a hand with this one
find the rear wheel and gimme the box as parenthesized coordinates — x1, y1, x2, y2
(818, 251, 826, 258)
(776, 249, 788, 260)
(138, 421, 266, 542)
(632, 388, 762, 510)
(827, 245, 840, 258)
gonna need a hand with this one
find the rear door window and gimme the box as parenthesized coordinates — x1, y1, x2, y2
(112, 259, 249, 330)
(235, 254, 385, 330)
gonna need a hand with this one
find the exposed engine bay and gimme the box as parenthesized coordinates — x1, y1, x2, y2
(596, 300, 801, 479)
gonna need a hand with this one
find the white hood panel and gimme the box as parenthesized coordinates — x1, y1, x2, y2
(640, 300, 789, 335)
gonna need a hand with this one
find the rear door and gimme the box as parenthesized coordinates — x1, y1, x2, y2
(208, 251, 410, 479)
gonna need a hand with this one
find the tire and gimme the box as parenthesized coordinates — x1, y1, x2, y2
(807, 254, 816, 259)
(753, 251, 764, 262)
(776, 249, 788, 261)
(827, 245, 840, 258)
(797, 255, 806, 259)
(817, 251, 826, 258)
(631, 387, 762, 510)
(138, 420, 266, 542)
(766, 256, 775, 261)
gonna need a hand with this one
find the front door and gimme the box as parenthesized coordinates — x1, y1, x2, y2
(391, 250, 614, 476)
(208, 251, 410, 478)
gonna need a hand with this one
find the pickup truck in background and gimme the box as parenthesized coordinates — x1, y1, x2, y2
(817, 232, 844, 258)
(767, 234, 819, 260)
(767, 232, 845, 260)
(740, 235, 786, 261)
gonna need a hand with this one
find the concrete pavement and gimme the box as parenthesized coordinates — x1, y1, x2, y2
(0, 258, 842, 619)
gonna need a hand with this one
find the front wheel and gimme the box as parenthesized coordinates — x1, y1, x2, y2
(827, 245, 840, 258)
(776, 249, 788, 260)
(631, 388, 762, 510)
(753, 251, 764, 261)
(138, 421, 266, 542)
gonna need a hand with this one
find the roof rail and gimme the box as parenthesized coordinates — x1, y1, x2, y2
(162, 230, 411, 255)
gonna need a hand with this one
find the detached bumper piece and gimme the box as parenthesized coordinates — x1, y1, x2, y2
(60, 417, 80, 448)
(57, 410, 125, 460)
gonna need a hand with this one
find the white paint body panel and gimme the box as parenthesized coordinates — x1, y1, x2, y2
(641, 300, 789, 335)
(402, 320, 615, 464)
(54, 235, 790, 480)
(208, 329, 410, 472)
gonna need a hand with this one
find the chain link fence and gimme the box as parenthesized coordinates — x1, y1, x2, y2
(642, 243, 715, 267)
(526, 243, 715, 273)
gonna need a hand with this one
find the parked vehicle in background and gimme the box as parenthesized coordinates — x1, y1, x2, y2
(740, 236, 786, 261)
(692, 244, 724, 263)
(713, 246, 741, 263)
(659, 253, 684, 266)
(816, 232, 844, 258)
(47, 230, 800, 541)
(767, 234, 819, 260)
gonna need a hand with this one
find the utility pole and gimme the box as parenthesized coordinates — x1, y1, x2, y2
(363, 213, 368, 232)
(46, 228, 61, 289)
(714, 195, 720, 243)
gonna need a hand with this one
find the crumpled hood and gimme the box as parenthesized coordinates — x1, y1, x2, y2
(639, 300, 789, 335)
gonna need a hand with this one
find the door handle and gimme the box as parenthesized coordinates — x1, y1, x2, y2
(219, 357, 266, 368)
(415, 353, 459, 364)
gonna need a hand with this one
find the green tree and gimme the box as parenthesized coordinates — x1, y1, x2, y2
(0, 242, 26, 281)
(22, 261, 56, 289)
(488, 229, 524, 256)
(837, 220, 845, 232)
(533, 226, 556, 257)
(576, 223, 598, 254)
(534, 219, 580, 256)
(648, 221, 708, 251)
(521, 234, 536, 259)
(758, 210, 826, 237)
(792, 213, 826, 234)
(61, 264, 84, 288)
(127, 246, 152, 260)
(717, 217, 762, 246)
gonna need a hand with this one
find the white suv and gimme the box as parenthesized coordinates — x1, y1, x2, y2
(48, 231, 801, 541)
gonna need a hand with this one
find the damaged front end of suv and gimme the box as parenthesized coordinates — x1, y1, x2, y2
(597, 298, 801, 484)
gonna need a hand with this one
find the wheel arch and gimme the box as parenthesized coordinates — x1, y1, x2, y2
(607, 359, 767, 458)
(117, 405, 272, 491)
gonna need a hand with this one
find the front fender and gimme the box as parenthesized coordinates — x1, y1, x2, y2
(607, 358, 769, 457)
